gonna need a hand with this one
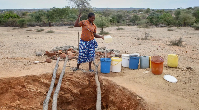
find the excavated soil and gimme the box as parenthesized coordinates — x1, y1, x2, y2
(0, 72, 147, 110)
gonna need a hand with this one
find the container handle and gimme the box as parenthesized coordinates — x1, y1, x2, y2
(111, 61, 121, 66)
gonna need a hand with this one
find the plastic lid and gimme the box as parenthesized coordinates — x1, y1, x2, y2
(130, 53, 140, 57)
(100, 58, 111, 62)
(104, 35, 112, 38)
(164, 75, 178, 83)
(168, 54, 178, 56)
(151, 56, 164, 63)
(122, 54, 130, 57)
(111, 57, 122, 62)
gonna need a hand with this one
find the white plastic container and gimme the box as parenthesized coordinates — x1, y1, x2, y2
(122, 54, 130, 67)
(104, 35, 112, 43)
(111, 57, 122, 72)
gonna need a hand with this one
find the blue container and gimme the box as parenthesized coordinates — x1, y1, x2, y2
(129, 56, 140, 69)
(100, 58, 111, 73)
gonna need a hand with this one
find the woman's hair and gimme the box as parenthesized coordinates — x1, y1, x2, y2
(88, 13, 95, 18)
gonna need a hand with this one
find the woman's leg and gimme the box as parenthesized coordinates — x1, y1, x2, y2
(77, 63, 80, 69)
(89, 61, 92, 70)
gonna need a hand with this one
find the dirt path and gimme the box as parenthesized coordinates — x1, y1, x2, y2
(0, 26, 199, 110)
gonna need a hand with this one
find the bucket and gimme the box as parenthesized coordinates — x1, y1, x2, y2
(104, 35, 112, 43)
(167, 54, 178, 67)
(129, 55, 140, 69)
(140, 56, 149, 69)
(100, 58, 111, 73)
(111, 57, 122, 72)
(122, 54, 130, 67)
(151, 56, 164, 75)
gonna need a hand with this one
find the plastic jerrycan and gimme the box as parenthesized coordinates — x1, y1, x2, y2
(167, 54, 178, 67)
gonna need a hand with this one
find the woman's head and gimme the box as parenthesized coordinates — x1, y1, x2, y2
(88, 13, 95, 23)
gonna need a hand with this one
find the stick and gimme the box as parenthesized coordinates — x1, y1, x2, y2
(52, 57, 68, 110)
(43, 57, 60, 110)
(78, 32, 79, 50)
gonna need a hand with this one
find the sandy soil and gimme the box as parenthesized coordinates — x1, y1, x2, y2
(0, 26, 199, 110)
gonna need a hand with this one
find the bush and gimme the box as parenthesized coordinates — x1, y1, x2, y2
(46, 30, 55, 33)
(136, 19, 149, 28)
(192, 23, 199, 30)
(4, 18, 19, 27)
(116, 27, 124, 30)
(36, 29, 44, 32)
(68, 26, 74, 28)
(170, 38, 183, 46)
(168, 28, 174, 31)
(17, 19, 27, 28)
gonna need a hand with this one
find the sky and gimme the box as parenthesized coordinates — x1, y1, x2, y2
(0, 0, 199, 9)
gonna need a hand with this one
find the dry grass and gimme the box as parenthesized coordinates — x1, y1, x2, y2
(169, 37, 183, 46)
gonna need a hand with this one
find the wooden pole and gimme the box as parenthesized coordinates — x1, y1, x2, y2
(78, 32, 79, 50)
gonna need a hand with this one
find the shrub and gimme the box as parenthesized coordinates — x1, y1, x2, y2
(68, 26, 74, 28)
(46, 30, 55, 33)
(192, 23, 199, 30)
(136, 19, 149, 28)
(170, 38, 183, 46)
(26, 29, 33, 31)
(4, 18, 18, 27)
(116, 27, 124, 30)
(168, 28, 174, 31)
(17, 19, 27, 28)
(36, 29, 44, 32)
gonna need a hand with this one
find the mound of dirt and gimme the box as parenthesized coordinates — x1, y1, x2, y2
(0, 72, 147, 110)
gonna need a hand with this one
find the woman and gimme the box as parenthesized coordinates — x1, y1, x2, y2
(74, 13, 104, 72)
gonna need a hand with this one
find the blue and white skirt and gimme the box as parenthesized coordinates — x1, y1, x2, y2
(77, 39, 98, 64)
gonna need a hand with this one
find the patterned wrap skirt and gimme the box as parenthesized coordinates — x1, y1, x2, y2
(77, 39, 98, 64)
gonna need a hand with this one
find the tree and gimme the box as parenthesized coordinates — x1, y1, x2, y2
(174, 9, 181, 20)
(144, 8, 151, 14)
(46, 10, 56, 27)
(147, 12, 161, 26)
(160, 13, 174, 26)
(138, 9, 143, 13)
(30, 10, 46, 23)
(179, 12, 195, 26)
(68, 0, 91, 12)
(130, 14, 140, 25)
(192, 7, 199, 23)
(94, 15, 109, 34)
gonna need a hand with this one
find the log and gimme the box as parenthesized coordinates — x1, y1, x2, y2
(43, 57, 60, 110)
(52, 57, 68, 110)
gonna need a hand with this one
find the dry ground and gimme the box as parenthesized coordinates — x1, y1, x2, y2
(0, 26, 199, 110)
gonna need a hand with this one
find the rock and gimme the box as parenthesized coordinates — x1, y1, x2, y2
(45, 51, 56, 57)
(186, 66, 192, 70)
(60, 53, 66, 59)
(45, 58, 52, 63)
(35, 52, 44, 56)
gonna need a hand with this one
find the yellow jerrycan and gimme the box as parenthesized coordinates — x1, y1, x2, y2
(167, 54, 178, 67)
